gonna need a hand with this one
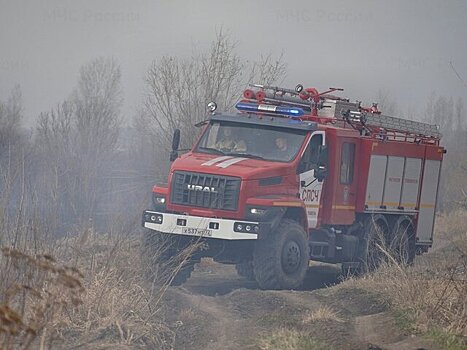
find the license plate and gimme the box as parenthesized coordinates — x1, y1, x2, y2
(182, 227, 212, 237)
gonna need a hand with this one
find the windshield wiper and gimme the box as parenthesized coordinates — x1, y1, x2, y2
(198, 147, 225, 155)
(226, 152, 265, 160)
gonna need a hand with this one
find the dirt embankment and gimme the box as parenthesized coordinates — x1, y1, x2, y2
(161, 262, 436, 350)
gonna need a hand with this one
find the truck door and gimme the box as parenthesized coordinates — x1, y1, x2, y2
(298, 131, 325, 228)
(330, 138, 358, 224)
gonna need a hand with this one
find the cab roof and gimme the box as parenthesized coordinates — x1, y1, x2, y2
(210, 113, 318, 131)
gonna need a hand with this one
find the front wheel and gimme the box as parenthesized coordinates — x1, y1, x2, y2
(253, 219, 309, 290)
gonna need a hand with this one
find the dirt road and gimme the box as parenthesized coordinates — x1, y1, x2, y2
(161, 262, 435, 350)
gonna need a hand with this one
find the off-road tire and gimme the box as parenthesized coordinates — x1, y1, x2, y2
(141, 230, 195, 286)
(253, 219, 309, 290)
(235, 261, 255, 281)
(342, 214, 389, 277)
(361, 214, 390, 273)
(389, 216, 415, 265)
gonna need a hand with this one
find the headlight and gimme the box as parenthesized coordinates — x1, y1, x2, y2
(249, 208, 267, 216)
(152, 193, 167, 210)
(155, 197, 166, 204)
(245, 206, 285, 222)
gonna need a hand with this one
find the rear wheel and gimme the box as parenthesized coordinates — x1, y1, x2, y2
(253, 219, 309, 290)
(389, 216, 415, 265)
(141, 231, 196, 286)
(363, 214, 390, 272)
(343, 214, 389, 276)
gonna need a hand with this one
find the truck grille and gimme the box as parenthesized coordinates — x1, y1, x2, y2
(170, 171, 241, 211)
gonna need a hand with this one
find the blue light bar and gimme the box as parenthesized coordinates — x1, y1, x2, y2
(235, 102, 304, 118)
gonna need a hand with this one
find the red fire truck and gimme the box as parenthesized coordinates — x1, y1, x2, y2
(142, 84, 445, 290)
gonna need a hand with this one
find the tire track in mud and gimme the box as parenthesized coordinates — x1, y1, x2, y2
(173, 290, 254, 350)
(163, 262, 437, 350)
(164, 262, 344, 350)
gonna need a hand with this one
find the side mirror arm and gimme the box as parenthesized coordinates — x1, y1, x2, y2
(170, 129, 181, 162)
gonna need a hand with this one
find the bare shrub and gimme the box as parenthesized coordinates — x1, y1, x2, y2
(0, 219, 193, 349)
(435, 209, 467, 244)
(339, 231, 467, 341)
(0, 247, 84, 350)
(51, 230, 174, 349)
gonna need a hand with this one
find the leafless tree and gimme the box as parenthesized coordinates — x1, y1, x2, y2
(73, 58, 122, 167)
(35, 58, 122, 229)
(0, 85, 22, 155)
(35, 101, 75, 229)
(422, 93, 467, 211)
(138, 30, 286, 154)
(0, 86, 25, 232)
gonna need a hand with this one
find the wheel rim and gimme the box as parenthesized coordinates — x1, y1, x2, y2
(281, 240, 301, 274)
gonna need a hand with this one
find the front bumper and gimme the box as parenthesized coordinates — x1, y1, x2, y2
(142, 210, 259, 240)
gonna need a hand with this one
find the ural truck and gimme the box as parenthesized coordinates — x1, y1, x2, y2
(142, 84, 445, 290)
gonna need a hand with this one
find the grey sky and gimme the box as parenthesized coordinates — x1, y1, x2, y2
(1, 0, 466, 125)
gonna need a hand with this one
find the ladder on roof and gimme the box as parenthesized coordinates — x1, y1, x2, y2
(344, 110, 441, 139)
(242, 83, 442, 140)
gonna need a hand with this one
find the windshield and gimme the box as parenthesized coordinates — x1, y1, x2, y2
(195, 121, 307, 162)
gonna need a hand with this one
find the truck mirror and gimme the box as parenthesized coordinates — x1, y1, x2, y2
(169, 150, 178, 162)
(315, 166, 327, 182)
(169, 129, 181, 162)
(172, 129, 181, 151)
(316, 145, 328, 182)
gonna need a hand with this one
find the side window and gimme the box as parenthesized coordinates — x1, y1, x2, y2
(340, 142, 355, 184)
(299, 134, 323, 172)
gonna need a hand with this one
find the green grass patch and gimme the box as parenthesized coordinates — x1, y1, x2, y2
(393, 308, 418, 334)
(425, 328, 467, 350)
(393, 309, 466, 350)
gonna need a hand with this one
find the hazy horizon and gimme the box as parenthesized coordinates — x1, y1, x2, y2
(1, 0, 466, 126)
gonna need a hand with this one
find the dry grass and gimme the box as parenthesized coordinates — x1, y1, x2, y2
(434, 209, 467, 249)
(338, 211, 467, 347)
(302, 305, 343, 324)
(0, 247, 84, 349)
(348, 257, 467, 335)
(52, 230, 175, 349)
(0, 225, 193, 349)
(257, 329, 330, 350)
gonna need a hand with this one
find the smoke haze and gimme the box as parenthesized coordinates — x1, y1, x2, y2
(1, 0, 466, 124)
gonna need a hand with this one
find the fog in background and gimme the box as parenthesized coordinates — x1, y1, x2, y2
(1, 0, 467, 125)
(0, 0, 466, 235)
